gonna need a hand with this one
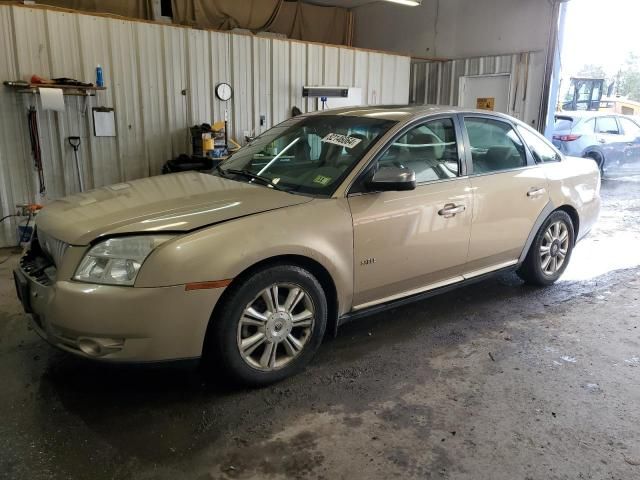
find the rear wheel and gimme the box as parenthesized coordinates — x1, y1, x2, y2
(517, 210, 575, 286)
(205, 264, 327, 386)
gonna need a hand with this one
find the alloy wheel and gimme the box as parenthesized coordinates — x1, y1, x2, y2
(540, 221, 570, 276)
(237, 283, 315, 371)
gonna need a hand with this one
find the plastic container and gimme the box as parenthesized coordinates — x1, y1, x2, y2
(96, 65, 104, 87)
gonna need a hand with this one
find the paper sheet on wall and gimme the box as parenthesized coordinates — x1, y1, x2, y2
(93, 109, 116, 137)
(39, 87, 65, 112)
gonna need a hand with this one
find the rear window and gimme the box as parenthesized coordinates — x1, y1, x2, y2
(554, 116, 574, 131)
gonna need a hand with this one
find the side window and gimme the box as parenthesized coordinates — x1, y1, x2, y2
(465, 118, 527, 174)
(576, 118, 595, 134)
(619, 118, 640, 138)
(596, 117, 620, 135)
(377, 118, 460, 183)
(517, 126, 561, 163)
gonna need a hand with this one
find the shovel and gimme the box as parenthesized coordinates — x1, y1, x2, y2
(68, 136, 84, 192)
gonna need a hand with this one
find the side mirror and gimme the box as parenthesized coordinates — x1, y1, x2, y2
(368, 166, 416, 192)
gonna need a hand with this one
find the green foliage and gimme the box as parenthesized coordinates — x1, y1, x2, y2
(616, 53, 640, 101)
(576, 64, 607, 79)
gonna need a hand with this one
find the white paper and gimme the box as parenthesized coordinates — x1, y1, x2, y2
(93, 110, 116, 137)
(321, 133, 362, 149)
(39, 87, 65, 112)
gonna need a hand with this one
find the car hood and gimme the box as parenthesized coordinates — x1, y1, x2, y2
(35, 172, 312, 245)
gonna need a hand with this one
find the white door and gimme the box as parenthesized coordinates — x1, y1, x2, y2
(459, 75, 511, 114)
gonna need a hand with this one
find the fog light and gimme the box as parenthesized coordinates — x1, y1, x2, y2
(77, 337, 124, 357)
(78, 338, 102, 356)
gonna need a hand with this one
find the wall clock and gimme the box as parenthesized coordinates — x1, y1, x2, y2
(215, 82, 233, 101)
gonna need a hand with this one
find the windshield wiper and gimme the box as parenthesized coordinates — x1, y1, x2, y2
(223, 168, 289, 192)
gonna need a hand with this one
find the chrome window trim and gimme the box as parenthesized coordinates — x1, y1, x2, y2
(346, 174, 471, 198)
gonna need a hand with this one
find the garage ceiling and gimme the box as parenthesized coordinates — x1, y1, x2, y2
(306, 0, 380, 8)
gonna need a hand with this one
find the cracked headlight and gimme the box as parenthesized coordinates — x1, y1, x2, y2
(74, 235, 173, 286)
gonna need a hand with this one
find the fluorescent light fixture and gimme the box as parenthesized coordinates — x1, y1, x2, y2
(383, 0, 422, 6)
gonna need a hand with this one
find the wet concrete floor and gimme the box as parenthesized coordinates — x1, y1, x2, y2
(1, 176, 639, 479)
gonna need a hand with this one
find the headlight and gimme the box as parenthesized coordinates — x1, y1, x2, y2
(74, 235, 173, 286)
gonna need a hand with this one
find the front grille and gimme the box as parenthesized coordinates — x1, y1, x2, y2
(19, 228, 65, 286)
(20, 248, 55, 286)
(36, 229, 68, 267)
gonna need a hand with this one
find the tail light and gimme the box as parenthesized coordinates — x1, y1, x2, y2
(553, 134, 582, 142)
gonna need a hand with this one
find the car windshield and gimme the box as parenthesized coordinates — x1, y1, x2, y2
(217, 115, 397, 196)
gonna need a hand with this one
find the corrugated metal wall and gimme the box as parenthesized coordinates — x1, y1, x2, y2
(0, 5, 410, 247)
(410, 51, 545, 128)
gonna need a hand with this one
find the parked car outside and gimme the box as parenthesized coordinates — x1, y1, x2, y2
(551, 111, 640, 174)
(14, 106, 601, 385)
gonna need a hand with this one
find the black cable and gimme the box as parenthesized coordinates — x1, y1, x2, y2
(0, 213, 32, 265)
(0, 214, 19, 224)
(0, 214, 19, 263)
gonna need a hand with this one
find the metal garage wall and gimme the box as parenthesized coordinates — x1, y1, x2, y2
(410, 51, 545, 129)
(0, 4, 410, 247)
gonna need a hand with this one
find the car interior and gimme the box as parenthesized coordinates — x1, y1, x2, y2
(466, 118, 527, 174)
(377, 119, 460, 182)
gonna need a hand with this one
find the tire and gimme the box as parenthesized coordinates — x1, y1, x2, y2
(517, 210, 575, 286)
(205, 264, 327, 386)
(584, 152, 604, 174)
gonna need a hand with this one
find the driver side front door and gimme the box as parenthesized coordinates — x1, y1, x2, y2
(348, 116, 473, 310)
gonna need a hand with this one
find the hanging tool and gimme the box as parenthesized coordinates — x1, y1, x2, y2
(67, 136, 84, 192)
(27, 107, 45, 195)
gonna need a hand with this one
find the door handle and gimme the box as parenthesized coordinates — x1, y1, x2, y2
(438, 203, 466, 218)
(598, 138, 606, 144)
(527, 187, 546, 198)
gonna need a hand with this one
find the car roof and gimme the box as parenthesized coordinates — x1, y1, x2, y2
(555, 111, 615, 120)
(307, 104, 516, 122)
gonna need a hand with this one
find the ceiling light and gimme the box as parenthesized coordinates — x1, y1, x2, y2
(383, 0, 422, 6)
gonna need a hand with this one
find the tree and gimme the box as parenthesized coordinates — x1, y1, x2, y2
(616, 53, 640, 101)
(576, 64, 607, 79)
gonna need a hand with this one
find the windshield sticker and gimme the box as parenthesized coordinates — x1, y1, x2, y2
(313, 175, 332, 186)
(321, 133, 362, 149)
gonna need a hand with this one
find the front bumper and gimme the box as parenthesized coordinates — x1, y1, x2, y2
(14, 264, 224, 362)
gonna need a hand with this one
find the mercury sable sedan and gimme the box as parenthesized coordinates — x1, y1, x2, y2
(14, 106, 601, 385)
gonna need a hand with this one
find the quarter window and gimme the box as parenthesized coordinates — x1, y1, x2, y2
(377, 118, 460, 183)
(619, 117, 640, 137)
(517, 126, 561, 163)
(596, 117, 619, 135)
(579, 118, 596, 134)
(465, 118, 527, 174)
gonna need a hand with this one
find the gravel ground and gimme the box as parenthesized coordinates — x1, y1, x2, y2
(1, 176, 639, 480)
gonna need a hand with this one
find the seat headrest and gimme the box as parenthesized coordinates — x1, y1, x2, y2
(484, 146, 523, 170)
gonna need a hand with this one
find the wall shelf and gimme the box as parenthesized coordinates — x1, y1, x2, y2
(3, 82, 106, 96)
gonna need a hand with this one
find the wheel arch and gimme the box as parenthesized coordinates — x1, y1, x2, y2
(582, 149, 605, 169)
(556, 204, 580, 242)
(519, 203, 580, 264)
(202, 254, 340, 357)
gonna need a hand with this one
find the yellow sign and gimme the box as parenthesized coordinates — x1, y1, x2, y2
(476, 97, 495, 111)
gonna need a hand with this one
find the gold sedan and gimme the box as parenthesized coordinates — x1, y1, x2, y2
(14, 106, 601, 385)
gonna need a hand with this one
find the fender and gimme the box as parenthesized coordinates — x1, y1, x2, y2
(136, 198, 355, 316)
(517, 201, 556, 265)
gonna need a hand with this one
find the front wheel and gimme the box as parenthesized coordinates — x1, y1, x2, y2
(517, 211, 575, 286)
(205, 264, 327, 386)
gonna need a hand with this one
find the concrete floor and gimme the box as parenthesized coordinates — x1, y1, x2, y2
(1, 177, 640, 480)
